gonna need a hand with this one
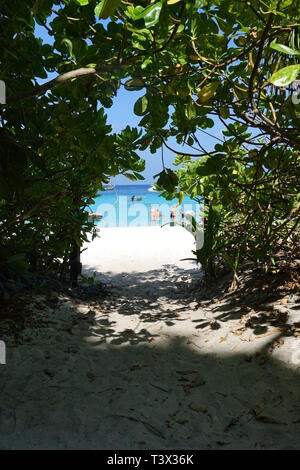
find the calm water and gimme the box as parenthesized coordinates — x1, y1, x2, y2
(88, 185, 200, 227)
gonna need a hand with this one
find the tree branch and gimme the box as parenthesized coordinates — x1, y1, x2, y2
(5, 67, 101, 106)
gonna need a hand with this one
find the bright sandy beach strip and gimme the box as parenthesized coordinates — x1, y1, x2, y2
(83, 226, 197, 274)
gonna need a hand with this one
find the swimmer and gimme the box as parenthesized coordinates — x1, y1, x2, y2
(150, 206, 157, 225)
(170, 206, 176, 226)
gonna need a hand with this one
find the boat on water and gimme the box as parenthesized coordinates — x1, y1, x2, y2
(148, 185, 158, 192)
(103, 183, 115, 191)
(88, 213, 103, 221)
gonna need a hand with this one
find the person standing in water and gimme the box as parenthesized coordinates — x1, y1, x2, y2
(180, 209, 185, 227)
(156, 209, 161, 224)
(170, 206, 176, 226)
(150, 206, 157, 225)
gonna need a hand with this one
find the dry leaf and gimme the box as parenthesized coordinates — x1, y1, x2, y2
(87, 371, 96, 381)
(130, 363, 144, 371)
(189, 402, 208, 413)
(220, 333, 229, 343)
(216, 438, 231, 445)
(277, 296, 289, 305)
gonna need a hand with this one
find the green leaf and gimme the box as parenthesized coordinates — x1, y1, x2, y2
(187, 136, 194, 146)
(196, 155, 224, 177)
(270, 41, 300, 56)
(124, 78, 144, 91)
(134, 95, 148, 116)
(270, 64, 300, 86)
(125, 5, 144, 21)
(7, 253, 29, 272)
(74, 0, 90, 5)
(61, 38, 75, 62)
(95, 0, 121, 19)
(135, 2, 163, 28)
(123, 172, 138, 181)
(219, 105, 230, 119)
(141, 57, 152, 69)
(156, 169, 178, 192)
(197, 82, 219, 103)
(185, 102, 197, 120)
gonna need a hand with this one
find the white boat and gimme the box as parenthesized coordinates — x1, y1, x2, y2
(148, 185, 157, 192)
(103, 183, 115, 191)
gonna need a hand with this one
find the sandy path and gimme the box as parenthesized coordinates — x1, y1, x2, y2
(0, 227, 299, 449)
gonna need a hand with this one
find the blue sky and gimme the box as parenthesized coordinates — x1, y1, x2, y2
(35, 19, 224, 185)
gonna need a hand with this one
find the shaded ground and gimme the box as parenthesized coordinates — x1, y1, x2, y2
(0, 264, 299, 449)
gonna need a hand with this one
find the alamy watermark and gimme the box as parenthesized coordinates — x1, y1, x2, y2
(0, 340, 6, 365)
(90, 196, 204, 250)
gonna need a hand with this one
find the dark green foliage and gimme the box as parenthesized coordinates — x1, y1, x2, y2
(0, 0, 299, 289)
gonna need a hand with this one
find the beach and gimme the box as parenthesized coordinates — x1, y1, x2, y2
(83, 226, 197, 273)
(0, 226, 299, 449)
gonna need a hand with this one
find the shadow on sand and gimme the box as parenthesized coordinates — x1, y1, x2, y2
(0, 264, 299, 449)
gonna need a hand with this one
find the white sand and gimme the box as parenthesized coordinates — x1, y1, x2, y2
(0, 227, 299, 449)
(83, 226, 197, 273)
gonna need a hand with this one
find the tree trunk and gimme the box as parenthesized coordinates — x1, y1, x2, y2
(69, 183, 82, 288)
(203, 197, 214, 281)
(70, 244, 81, 287)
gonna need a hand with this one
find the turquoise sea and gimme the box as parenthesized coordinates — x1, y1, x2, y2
(88, 185, 200, 227)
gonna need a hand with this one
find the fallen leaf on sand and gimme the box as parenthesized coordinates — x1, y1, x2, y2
(188, 403, 208, 413)
(253, 404, 264, 415)
(277, 296, 289, 305)
(143, 422, 166, 439)
(270, 338, 285, 354)
(216, 438, 231, 446)
(220, 333, 229, 343)
(254, 414, 285, 424)
(182, 380, 206, 393)
(150, 383, 169, 393)
(251, 405, 285, 424)
(186, 339, 202, 350)
(224, 414, 243, 431)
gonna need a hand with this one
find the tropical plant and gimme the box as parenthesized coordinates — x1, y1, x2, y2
(0, 0, 299, 289)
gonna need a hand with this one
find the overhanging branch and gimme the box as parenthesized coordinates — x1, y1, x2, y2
(5, 66, 111, 106)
